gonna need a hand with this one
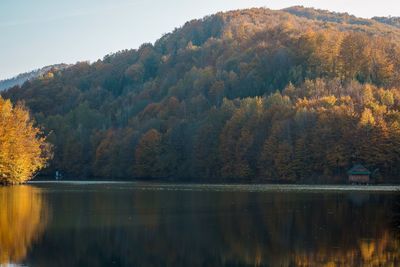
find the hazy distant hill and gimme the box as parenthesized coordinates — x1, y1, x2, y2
(372, 16, 400, 28)
(2, 7, 400, 183)
(0, 64, 70, 91)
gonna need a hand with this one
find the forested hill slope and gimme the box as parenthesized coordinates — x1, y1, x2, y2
(285, 6, 400, 29)
(3, 7, 400, 183)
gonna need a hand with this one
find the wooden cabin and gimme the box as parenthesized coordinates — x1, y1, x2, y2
(348, 164, 371, 184)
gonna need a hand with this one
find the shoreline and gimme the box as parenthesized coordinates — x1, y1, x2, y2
(28, 180, 400, 192)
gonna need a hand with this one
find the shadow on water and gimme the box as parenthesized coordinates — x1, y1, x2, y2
(393, 192, 400, 235)
(0, 185, 48, 265)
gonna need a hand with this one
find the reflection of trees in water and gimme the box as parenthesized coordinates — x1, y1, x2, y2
(293, 231, 400, 266)
(0, 186, 48, 264)
(393, 193, 400, 235)
(26, 190, 400, 266)
(210, 193, 400, 266)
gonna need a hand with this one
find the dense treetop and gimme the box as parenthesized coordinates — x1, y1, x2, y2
(2, 6, 400, 182)
(0, 97, 51, 184)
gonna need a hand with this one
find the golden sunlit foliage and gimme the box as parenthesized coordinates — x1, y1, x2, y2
(0, 186, 48, 264)
(0, 97, 51, 184)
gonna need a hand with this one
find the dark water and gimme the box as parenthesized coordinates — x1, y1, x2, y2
(0, 182, 399, 267)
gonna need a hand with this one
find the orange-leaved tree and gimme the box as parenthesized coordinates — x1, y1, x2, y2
(0, 97, 51, 184)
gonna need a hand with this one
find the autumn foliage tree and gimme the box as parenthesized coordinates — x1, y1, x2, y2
(135, 129, 163, 178)
(0, 97, 51, 184)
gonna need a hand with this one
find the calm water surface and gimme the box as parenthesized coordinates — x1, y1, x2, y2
(0, 182, 399, 266)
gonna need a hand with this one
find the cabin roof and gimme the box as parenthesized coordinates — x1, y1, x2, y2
(348, 164, 371, 175)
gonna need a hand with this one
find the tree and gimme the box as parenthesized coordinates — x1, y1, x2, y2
(0, 97, 51, 184)
(134, 129, 163, 178)
(338, 33, 368, 82)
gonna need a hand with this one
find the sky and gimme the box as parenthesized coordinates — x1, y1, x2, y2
(1, 0, 400, 80)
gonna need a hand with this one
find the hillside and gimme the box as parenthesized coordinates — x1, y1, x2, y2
(0, 64, 70, 91)
(2, 7, 400, 183)
(285, 6, 400, 29)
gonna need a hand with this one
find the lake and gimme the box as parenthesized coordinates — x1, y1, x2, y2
(0, 182, 399, 266)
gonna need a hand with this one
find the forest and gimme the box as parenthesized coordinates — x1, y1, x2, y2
(2, 6, 400, 183)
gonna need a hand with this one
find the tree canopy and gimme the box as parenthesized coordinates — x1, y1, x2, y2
(0, 97, 51, 184)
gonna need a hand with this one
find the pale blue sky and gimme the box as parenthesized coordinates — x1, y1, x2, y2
(1, 0, 399, 80)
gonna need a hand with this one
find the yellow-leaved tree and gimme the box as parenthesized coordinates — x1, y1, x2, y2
(0, 97, 51, 184)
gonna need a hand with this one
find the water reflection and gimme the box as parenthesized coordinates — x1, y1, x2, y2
(0, 185, 48, 264)
(20, 184, 399, 267)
